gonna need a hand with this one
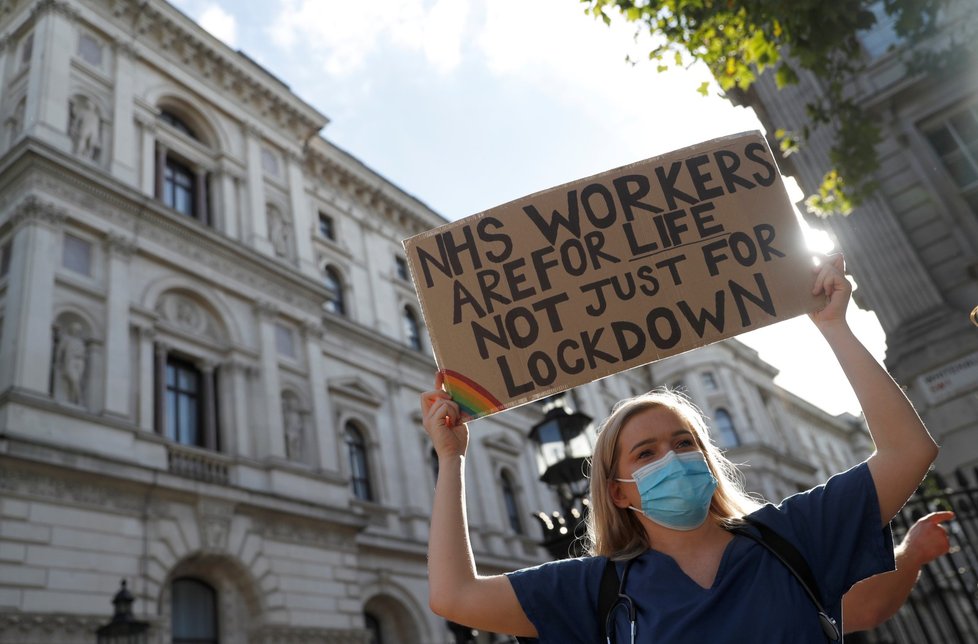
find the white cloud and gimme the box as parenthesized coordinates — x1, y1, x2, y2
(268, 0, 469, 76)
(198, 4, 238, 47)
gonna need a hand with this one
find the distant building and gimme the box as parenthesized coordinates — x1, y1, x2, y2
(0, 1, 872, 642)
(729, 0, 978, 473)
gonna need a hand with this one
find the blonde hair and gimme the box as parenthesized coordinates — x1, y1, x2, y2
(585, 389, 760, 560)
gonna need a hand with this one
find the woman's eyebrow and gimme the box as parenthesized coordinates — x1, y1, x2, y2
(627, 429, 692, 455)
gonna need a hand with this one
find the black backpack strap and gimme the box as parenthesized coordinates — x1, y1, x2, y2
(732, 517, 840, 641)
(598, 558, 619, 644)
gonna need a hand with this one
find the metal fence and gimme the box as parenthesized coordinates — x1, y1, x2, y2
(859, 468, 978, 643)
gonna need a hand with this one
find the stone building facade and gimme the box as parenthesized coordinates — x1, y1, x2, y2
(731, 0, 978, 473)
(0, 1, 872, 642)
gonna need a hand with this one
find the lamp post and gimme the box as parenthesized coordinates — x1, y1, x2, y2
(95, 579, 149, 644)
(528, 396, 593, 560)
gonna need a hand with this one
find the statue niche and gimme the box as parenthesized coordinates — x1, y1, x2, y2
(51, 316, 92, 407)
(68, 95, 103, 162)
(282, 391, 305, 462)
(267, 205, 293, 260)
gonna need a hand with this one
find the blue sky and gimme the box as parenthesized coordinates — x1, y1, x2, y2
(171, 0, 887, 416)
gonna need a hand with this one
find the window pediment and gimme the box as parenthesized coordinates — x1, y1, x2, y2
(329, 377, 383, 407)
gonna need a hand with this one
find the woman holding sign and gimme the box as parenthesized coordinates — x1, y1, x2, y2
(421, 254, 937, 642)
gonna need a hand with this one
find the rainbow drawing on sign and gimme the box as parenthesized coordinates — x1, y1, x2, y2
(440, 370, 505, 420)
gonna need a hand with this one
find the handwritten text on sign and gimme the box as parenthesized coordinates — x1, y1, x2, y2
(404, 132, 823, 420)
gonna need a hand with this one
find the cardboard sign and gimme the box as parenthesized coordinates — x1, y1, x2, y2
(404, 131, 823, 420)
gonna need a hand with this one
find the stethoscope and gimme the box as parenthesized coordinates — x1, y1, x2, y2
(603, 540, 842, 644)
(604, 558, 636, 644)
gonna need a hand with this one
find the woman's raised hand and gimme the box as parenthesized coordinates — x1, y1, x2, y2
(421, 372, 469, 459)
(809, 253, 852, 330)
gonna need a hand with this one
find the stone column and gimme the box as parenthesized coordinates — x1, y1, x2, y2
(285, 151, 317, 277)
(110, 42, 138, 186)
(103, 233, 136, 417)
(23, 5, 73, 150)
(0, 198, 65, 394)
(218, 168, 240, 240)
(154, 341, 168, 436)
(137, 325, 156, 432)
(227, 358, 254, 458)
(194, 166, 208, 226)
(138, 117, 157, 197)
(256, 302, 285, 458)
(244, 124, 272, 254)
(0, 41, 8, 109)
(303, 320, 338, 471)
(154, 142, 167, 200)
(201, 361, 218, 450)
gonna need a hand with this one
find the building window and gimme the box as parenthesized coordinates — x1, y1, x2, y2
(500, 470, 523, 535)
(62, 234, 92, 276)
(701, 371, 718, 391)
(714, 408, 740, 448)
(323, 266, 345, 315)
(318, 212, 335, 240)
(345, 423, 373, 501)
(160, 110, 199, 140)
(156, 348, 220, 452)
(365, 612, 383, 644)
(166, 357, 202, 447)
(275, 323, 295, 358)
(156, 110, 211, 225)
(171, 578, 218, 644)
(925, 103, 978, 215)
(404, 306, 422, 351)
(163, 156, 196, 217)
(77, 33, 103, 67)
(395, 255, 409, 281)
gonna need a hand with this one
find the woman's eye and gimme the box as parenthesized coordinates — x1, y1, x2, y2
(637, 449, 654, 459)
(676, 438, 695, 449)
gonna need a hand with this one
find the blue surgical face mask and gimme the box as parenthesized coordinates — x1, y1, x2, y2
(616, 450, 718, 531)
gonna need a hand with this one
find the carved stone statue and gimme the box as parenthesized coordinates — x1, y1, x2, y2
(54, 322, 87, 405)
(283, 394, 303, 460)
(68, 96, 102, 161)
(267, 207, 292, 259)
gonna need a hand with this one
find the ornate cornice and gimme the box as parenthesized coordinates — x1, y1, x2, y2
(8, 194, 67, 231)
(102, 0, 327, 141)
(31, 0, 81, 23)
(103, 230, 138, 258)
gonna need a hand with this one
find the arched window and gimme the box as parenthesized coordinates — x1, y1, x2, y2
(156, 109, 212, 226)
(500, 470, 523, 535)
(171, 577, 218, 644)
(714, 408, 740, 448)
(345, 422, 373, 501)
(364, 612, 384, 644)
(403, 306, 422, 350)
(323, 266, 345, 315)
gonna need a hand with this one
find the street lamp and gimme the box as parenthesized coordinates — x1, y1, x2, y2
(528, 395, 593, 560)
(96, 579, 149, 644)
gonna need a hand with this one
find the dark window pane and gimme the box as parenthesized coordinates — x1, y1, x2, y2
(501, 471, 523, 534)
(164, 157, 196, 217)
(172, 578, 217, 643)
(714, 409, 739, 448)
(318, 213, 335, 239)
(946, 155, 978, 187)
(345, 424, 373, 501)
(926, 127, 957, 156)
(950, 110, 978, 144)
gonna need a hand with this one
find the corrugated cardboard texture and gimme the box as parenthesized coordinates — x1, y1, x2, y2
(404, 131, 824, 420)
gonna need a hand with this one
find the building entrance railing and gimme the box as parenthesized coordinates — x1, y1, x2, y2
(859, 468, 978, 643)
